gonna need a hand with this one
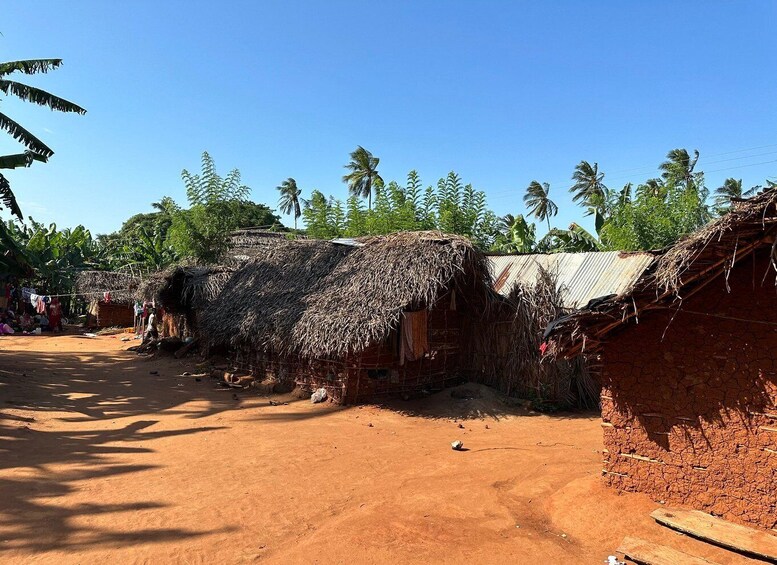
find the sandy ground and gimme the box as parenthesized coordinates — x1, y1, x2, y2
(0, 334, 758, 564)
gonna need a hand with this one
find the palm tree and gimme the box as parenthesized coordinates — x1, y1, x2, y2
(636, 178, 665, 199)
(151, 196, 178, 216)
(0, 59, 86, 219)
(342, 146, 383, 210)
(570, 161, 607, 215)
(660, 148, 699, 191)
(277, 177, 302, 230)
(523, 181, 558, 231)
(499, 213, 516, 233)
(713, 178, 758, 213)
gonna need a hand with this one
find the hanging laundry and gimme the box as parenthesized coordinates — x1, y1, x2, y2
(103, 291, 111, 304)
(29, 292, 40, 307)
(21, 287, 35, 303)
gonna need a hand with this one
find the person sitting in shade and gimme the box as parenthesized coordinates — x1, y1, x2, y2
(20, 311, 34, 332)
(39, 313, 50, 331)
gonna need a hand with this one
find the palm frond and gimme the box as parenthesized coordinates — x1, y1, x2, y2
(0, 173, 23, 219)
(0, 112, 54, 157)
(0, 59, 63, 76)
(0, 80, 86, 114)
(0, 151, 47, 169)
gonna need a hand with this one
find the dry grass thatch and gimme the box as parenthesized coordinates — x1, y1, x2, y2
(137, 264, 235, 313)
(468, 267, 598, 408)
(75, 271, 140, 305)
(654, 188, 777, 293)
(200, 231, 496, 358)
(227, 228, 301, 260)
(547, 187, 777, 357)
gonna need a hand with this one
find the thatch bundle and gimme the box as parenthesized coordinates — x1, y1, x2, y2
(468, 267, 598, 408)
(137, 264, 235, 313)
(200, 231, 495, 358)
(75, 271, 139, 304)
(655, 188, 777, 293)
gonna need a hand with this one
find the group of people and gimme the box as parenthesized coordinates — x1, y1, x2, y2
(0, 297, 63, 335)
(134, 301, 159, 342)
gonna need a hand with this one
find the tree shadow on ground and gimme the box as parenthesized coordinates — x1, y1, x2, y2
(0, 345, 249, 422)
(0, 343, 238, 554)
(372, 383, 599, 422)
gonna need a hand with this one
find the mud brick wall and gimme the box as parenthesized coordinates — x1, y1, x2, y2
(92, 302, 134, 328)
(230, 294, 463, 405)
(601, 251, 777, 529)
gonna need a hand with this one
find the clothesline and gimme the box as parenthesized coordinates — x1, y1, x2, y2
(33, 289, 141, 299)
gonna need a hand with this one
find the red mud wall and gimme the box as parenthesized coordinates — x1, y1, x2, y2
(94, 302, 134, 328)
(602, 251, 777, 529)
(231, 295, 463, 404)
(344, 302, 462, 403)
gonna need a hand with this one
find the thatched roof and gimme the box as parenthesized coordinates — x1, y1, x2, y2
(75, 271, 140, 305)
(546, 188, 777, 356)
(137, 264, 235, 313)
(227, 228, 301, 261)
(200, 231, 496, 358)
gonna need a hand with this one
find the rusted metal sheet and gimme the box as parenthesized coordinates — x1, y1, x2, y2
(487, 251, 654, 309)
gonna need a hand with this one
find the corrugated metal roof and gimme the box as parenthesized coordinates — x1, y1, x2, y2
(487, 251, 654, 309)
(331, 238, 364, 247)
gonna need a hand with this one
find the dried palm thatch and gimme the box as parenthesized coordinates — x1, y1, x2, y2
(137, 264, 236, 313)
(654, 188, 777, 293)
(547, 187, 777, 357)
(468, 267, 598, 408)
(200, 231, 495, 358)
(227, 228, 300, 261)
(75, 271, 139, 305)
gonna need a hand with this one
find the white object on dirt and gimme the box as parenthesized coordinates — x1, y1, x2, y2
(311, 388, 328, 403)
(606, 556, 625, 565)
(451, 440, 464, 451)
(83, 333, 97, 338)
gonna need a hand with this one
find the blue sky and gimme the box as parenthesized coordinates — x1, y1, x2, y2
(2, 1, 776, 235)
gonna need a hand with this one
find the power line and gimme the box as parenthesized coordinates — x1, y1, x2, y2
(487, 144, 777, 202)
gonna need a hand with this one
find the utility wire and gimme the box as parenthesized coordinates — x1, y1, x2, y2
(488, 145, 777, 201)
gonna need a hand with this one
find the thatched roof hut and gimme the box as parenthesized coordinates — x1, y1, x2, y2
(201, 231, 495, 359)
(545, 188, 777, 356)
(543, 188, 777, 530)
(137, 264, 235, 313)
(75, 271, 140, 305)
(75, 271, 140, 328)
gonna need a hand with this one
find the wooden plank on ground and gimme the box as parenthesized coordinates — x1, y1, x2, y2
(617, 536, 720, 565)
(651, 508, 777, 562)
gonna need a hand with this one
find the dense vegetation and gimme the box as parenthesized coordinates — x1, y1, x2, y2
(295, 145, 769, 254)
(2, 138, 773, 303)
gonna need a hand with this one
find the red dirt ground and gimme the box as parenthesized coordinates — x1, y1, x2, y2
(0, 334, 756, 564)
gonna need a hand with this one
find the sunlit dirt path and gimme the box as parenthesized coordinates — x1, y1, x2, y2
(0, 334, 753, 564)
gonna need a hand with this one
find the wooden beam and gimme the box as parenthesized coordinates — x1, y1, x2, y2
(617, 536, 720, 565)
(651, 508, 777, 562)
